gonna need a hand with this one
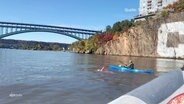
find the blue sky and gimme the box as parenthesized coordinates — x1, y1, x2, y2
(0, 0, 139, 43)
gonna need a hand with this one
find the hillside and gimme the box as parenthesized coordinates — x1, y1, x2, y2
(70, 0, 184, 58)
(0, 39, 70, 51)
(96, 11, 184, 56)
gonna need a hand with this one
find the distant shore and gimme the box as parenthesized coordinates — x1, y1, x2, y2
(0, 39, 70, 51)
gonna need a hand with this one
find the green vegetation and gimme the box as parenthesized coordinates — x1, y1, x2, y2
(161, 10, 169, 18)
(107, 19, 134, 33)
(105, 25, 112, 32)
(176, 0, 184, 11)
(84, 36, 97, 53)
(166, 0, 184, 12)
(0, 39, 69, 51)
(70, 33, 113, 53)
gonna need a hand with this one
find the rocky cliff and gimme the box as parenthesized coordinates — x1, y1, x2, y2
(95, 12, 184, 58)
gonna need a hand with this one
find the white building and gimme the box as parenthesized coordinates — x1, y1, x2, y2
(139, 0, 178, 16)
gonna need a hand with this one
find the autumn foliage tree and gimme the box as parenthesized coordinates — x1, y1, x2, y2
(96, 32, 113, 46)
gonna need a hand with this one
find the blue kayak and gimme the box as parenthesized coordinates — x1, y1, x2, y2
(108, 64, 154, 74)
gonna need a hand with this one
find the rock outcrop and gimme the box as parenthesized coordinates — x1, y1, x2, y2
(95, 12, 184, 58)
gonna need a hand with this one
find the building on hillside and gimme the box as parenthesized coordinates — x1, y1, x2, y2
(135, 0, 178, 21)
(139, 0, 178, 16)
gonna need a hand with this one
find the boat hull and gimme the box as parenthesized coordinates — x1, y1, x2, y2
(108, 64, 153, 74)
(108, 70, 184, 104)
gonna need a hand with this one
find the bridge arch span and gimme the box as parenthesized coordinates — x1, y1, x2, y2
(0, 29, 83, 40)
(0, 21, 101, 40)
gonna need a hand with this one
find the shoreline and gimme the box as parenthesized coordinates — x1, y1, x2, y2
(71, 51, 184, 60)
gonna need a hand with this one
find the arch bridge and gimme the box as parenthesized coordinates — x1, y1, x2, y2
(0, 21, 102, 40)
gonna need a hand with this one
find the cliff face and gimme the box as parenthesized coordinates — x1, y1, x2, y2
(95, 27, 157, 57)
(95, 12, 184, 58)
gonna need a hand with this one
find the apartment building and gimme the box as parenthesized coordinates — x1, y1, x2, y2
(139, 0, 178, 16)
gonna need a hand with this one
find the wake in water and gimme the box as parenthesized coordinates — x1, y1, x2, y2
(97, 66, 114, 74)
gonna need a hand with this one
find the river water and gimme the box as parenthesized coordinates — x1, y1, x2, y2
(0, 49, 183, 104)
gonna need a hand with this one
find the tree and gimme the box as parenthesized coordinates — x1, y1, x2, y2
(120, 20, 131, 32)
(176, 0, 184, 12)
(105, 25, 112, 32)
(85, 36, 97, 53)
(145, 16, 149, 21)
(52, 44, 60, 50)
(112, 21, 121, 32)
(161, 10, 169, 18)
